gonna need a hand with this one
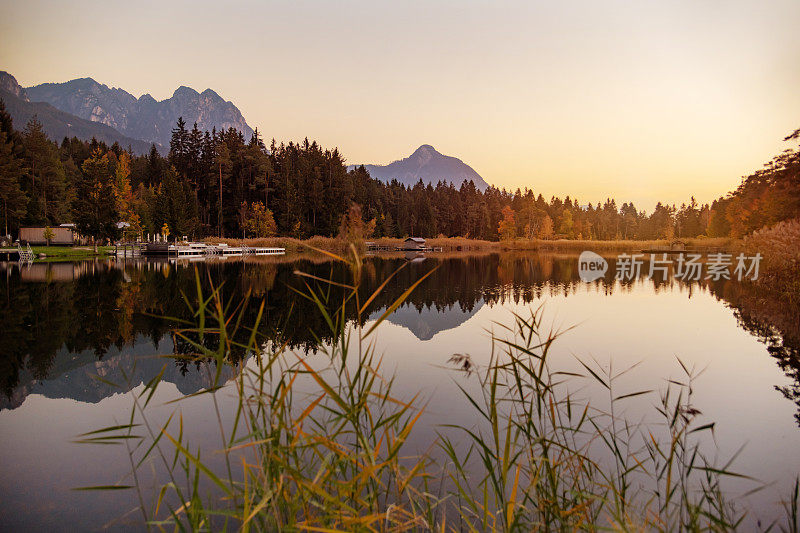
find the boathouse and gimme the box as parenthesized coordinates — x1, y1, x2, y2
(402, 237, 426, 250)
(18, 225, 85, 245)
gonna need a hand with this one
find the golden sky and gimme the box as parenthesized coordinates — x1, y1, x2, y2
(2, 0, 799, 209)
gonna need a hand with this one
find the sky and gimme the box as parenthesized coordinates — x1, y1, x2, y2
(1, 0, 799, 210)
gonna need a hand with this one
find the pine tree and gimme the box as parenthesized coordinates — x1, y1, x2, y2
(153, 167, 191, 240)
(22, 117, 68, 225)
(0, 100, 26, 237)
(145, 144, 162, 186)
(0, 130, 27, 236)
(213, 137, 232, 237)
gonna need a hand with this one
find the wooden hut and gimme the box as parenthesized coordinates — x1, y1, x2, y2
(19, 226, 84, 245)
(402, 237, 426, 250)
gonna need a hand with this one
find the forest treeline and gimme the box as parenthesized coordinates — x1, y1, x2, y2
(1, 98, 798, 243)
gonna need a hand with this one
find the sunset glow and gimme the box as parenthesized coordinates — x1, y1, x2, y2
(3, 0, 799, 209)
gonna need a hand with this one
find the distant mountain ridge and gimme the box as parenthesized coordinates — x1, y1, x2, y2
(0, 71, 154, 153)
(352, 144, 489, 190)
(25, 76, 254, 148)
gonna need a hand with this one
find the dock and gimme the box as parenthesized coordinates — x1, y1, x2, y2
(141, 242, 285, 258)
(0, 249, 20, 261)
(0, 244, 34, 262)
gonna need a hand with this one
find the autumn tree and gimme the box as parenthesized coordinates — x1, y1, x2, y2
(338, 203, 375, 248)
(43, 226, 54, 246)
(113, 152, 142, 240)
(73, 148, 120, 251)
(538, 214, 554, 239)
(557, 209, 574, 238)
(498, 205, 516, 241)
(241, 201, 277, 238)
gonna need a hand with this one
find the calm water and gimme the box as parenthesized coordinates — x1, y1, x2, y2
(1, 253, 799, 530)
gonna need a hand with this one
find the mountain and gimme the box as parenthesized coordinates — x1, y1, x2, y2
(0, 71, 154, 153)
(24, 75, 253, 148)
(1, 335, 242, 411)
(370, 300, 485, 341)
(352, 144, 489, 190)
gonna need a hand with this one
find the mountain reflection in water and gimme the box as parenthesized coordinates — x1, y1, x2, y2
(1, 253, 798, 421)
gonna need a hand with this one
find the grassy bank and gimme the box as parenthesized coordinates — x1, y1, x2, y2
(82, 249, 797, 531)
(28, 245, 112, 260)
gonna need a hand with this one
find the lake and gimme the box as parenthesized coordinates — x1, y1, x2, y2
(1, 252, 799, 530)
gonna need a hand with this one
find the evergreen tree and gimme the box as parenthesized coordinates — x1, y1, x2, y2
(0, 130, 27, 236)
(22, 117, 68, 225)
(0, 100, 27, 236)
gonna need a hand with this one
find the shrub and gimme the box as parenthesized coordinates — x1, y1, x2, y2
(743, 218, 800, 303)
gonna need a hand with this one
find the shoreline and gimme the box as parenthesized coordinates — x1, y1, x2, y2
(205, 235, 735, 254)
(1, 237, 735, 263)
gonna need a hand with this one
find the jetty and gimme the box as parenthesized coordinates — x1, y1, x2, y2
(0, 243, 35, 261)
(139, 242, 285, 258)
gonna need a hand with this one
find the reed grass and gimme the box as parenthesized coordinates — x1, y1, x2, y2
(742, 218, 800, 304)
(78, 246, 796, 531)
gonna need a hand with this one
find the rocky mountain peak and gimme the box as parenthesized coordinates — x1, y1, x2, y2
(24, 75, 254, 148)
(412, 144, 438, 165)
(200, 88, 222, 100)
(352, 144, 490, 190)
(0, 71, 28, 101)
(172, 85, 200, 99)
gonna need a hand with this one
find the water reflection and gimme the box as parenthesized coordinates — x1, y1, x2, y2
(1, 253, 798, 422)
(2, 252, 800, 530)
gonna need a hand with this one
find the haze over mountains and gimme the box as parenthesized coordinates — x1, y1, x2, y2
(0, 70, 253, 152)
(352, 144, 489, 190)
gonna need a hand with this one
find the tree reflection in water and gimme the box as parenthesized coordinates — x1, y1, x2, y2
(1, 253, 798, 424)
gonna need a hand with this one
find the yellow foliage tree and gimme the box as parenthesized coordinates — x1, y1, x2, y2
(338, 203, 375, 248)
(242, 201, 277, 238)
(114, 152, 142, 240)
(538, 215, 554, 239)
(498, 206, 516, 241)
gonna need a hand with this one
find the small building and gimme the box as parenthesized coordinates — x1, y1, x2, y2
(402, 237, 426, 250)
(19, 226, 84, 245)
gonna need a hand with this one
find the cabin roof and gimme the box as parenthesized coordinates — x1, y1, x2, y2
(405, 237, 426, 243)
